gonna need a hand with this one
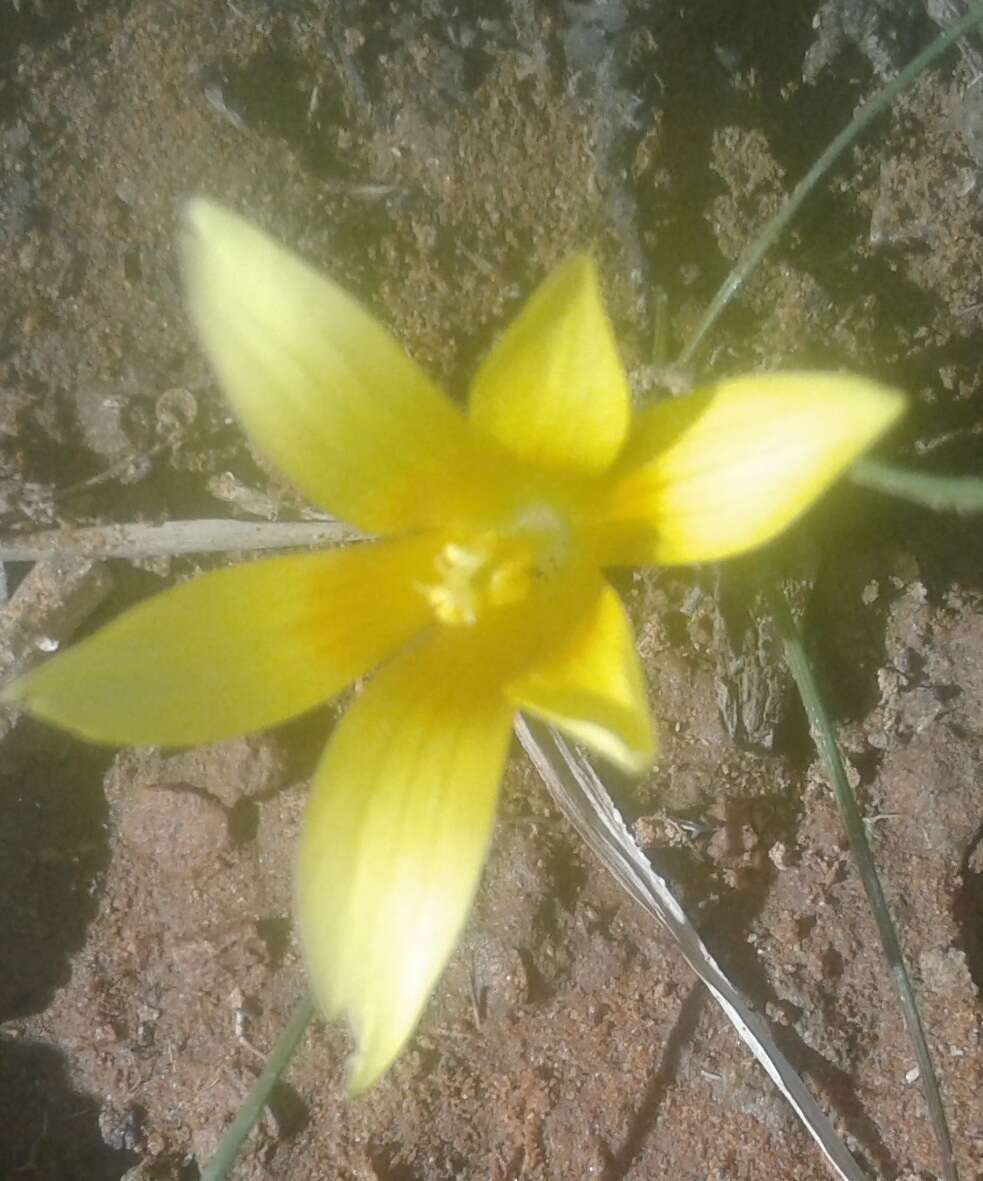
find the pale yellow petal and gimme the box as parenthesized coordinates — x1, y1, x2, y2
(297, 633, 513, 1092)
(599, 372, 906, 565)
(182, 199, 512, 532)
(469, 256, 631, 477)
(3, 536, 438, 746)
(508, 580, 654, 773)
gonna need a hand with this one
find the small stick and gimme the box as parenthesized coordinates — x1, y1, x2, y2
(0, 519, 361, 563)
(516, 716, 871, 1181)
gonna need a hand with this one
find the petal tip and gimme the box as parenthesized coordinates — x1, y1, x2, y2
(624, 735, 657, 776)
(552, 253, 601, 309)
(876, 384, 907, 428)
(344, 1046, 389, 1097)
(468, 250, 629, 476)
(561, 252, 595, 281)
(606, 728, 656, 776)
(182, 195, 223, 237)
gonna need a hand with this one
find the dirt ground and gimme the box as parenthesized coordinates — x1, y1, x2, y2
(1, 1, 981, 1178)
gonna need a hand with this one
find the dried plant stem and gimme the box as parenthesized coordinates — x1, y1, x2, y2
(200, 994, 315, 1181)
(0, 519, 356, 563)
(852, 459, 983, 513)
(517, 716, 870, 1181)
(676, 1, 983, 367)
(767, 586, 958, 1181)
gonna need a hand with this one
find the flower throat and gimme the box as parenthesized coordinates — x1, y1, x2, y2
(420, 504, 572, 627)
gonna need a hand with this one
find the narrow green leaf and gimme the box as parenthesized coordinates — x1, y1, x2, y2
(852, 458, 983, 513)
(677, 2, 983, 366)
(200, 995, 315, 1181)
(767, 587, 958, 1181)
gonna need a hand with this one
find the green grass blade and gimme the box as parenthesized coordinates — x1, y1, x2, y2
(200, 994, 315, 1181)
(852, 458, 983, 513)
(767, 586, 958, 1181)
(677, 2, 983, 367)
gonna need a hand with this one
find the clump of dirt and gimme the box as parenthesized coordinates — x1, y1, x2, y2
(1, 2, 981, 1180)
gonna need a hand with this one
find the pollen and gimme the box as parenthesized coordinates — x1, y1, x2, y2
(421, 505, 571, 627)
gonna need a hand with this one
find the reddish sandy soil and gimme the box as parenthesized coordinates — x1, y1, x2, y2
(1, 2, 981, 1179)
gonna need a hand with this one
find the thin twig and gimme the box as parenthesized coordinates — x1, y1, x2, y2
(766, 587, 958, 1181)
(200, 994, 315, 1181)
(0, 519, 358, 563)
(516, 716, 870, 1181)
(676, 2, 983, 367)
(852, 458, 983, 513)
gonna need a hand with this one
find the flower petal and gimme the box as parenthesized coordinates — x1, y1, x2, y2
(297, 633, 514, 1093)
(3, 537, 438, 746)
(508, 580, 654, 773)
(599, 372, 906, 565)
(182, 200, 510, 532)
(469, 256, 631, 477)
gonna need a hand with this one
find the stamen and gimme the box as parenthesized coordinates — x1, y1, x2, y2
(418, 506, 571, 627)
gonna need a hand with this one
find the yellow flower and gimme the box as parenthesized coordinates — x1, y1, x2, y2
(3, 201, 905, 1092)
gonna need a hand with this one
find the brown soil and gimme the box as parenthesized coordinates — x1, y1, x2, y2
(1, 2, 981, 1179)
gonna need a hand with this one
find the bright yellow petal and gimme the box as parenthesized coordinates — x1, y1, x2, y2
(297, 633, 514, 1093)
(3, 536, 438, 746)
(182, 200, 511, 533)
(599, 372, 906, 565)
(468, 256, 631, 477)
(508, 580, 654, 773)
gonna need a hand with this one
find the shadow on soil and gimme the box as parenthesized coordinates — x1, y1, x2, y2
(0, 718, 131, 1176)
(0, 1037, 134, 1179)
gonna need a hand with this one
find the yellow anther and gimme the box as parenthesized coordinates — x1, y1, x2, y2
(419, 513, 570, 627)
